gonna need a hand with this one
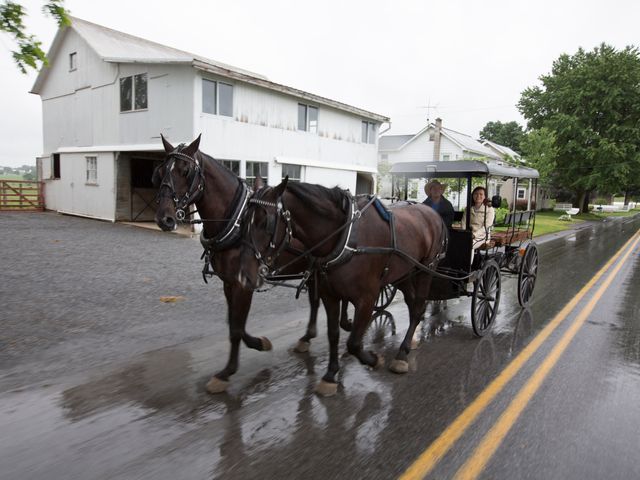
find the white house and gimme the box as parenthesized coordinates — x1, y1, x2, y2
(378, 119, 501, 206)
(31, 17, 388, 222)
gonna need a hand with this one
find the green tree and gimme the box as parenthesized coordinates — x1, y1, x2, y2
(519, 128, 558, 188)
(518, 43, 640, 212)
(1, 1, 69, 73)
(478, 120, 525, 153)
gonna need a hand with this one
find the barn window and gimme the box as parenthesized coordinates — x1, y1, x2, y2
(86, 156, 97, 184)
(202, 79, 233, 117)
(361, 121, 376, 144)
(246, 161, 268, 188)
(282, 164, 302, 182)
(69, 52, 77, 71)
(120, 74, 148, 112)
(52, 153, 60, 179)
(298, 104, 318, 133)
(221, 159, 240, 175)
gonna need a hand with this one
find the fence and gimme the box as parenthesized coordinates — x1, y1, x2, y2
(0, 180, 44, 211)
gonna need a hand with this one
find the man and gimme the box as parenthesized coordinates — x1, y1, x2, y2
(423, 180, 455, 227)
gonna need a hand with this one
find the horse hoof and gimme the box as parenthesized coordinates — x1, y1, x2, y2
(315, 380, 338, 397)
(206, 376, 229, 394)
(294, 340, 310, 353)
(389, 359, 409, 374)
(260, 337, 273, 351)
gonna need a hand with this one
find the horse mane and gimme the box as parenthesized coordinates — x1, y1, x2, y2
(286, 182, 347, 220)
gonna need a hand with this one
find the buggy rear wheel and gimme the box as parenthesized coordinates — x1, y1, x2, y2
(471, 259, 501, 337)
(518, 242, 538, 307)
(374, 284, 397, 311)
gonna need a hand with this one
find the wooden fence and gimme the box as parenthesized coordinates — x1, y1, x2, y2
(0, 180, 44, 211)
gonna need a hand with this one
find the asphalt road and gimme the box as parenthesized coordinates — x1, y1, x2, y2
(1, 211, 639, 480)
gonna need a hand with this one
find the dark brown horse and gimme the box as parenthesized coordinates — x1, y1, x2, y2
(239, 178, 447, 395)
(153, 135, 350, 393)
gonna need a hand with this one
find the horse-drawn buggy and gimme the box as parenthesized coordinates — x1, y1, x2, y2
(152, 136, 539, 395)
(381, 160, 540, 336)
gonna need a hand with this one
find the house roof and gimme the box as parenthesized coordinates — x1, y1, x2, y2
(31, 17, 389, 123)
(379, 123, 500, 159)
(379, 135, 414, 151)
(482, 140, 522, 161)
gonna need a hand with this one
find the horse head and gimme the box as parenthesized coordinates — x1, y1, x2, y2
(238, 177, 290, 289)
(153, 134, 204, 231)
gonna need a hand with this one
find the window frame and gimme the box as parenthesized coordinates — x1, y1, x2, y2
(52, 153, 61, 180)
(281, 164, 302, 182)
(361, 121, 377, 144)
(298, 103, 319, 133)
(517, 187, 526, 199)
(202, 78, 234, 117)
(120, 73, 148, 113)
(69, 52, 77, 71)
(245, 161, 268, 188)
(221, 159, 240, 175)
(86, 156, 98, 185)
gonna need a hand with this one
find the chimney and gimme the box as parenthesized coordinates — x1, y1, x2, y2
(433, 118, 442, 161)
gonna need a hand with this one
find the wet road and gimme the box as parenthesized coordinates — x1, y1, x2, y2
(1, 212, 639, 479)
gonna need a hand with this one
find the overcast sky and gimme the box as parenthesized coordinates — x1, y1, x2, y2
(1, 0, 639, 167)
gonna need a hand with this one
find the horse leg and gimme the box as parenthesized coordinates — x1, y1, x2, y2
(295, 274, 320, 353)
(207, 281, 266, 394)
(390, 276, 431, 374)
(346, 296, 383, 369)
(339, 301, 353, 332)
(315, 296, 341, 397)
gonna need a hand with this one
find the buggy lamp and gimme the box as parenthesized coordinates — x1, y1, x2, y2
(519, 247, 526, 256)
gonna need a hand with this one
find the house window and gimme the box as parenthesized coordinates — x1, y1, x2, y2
(282, 164, 302, 182)
(120, 73, 148, 112)
(442, 154, 451, 161)
(246, 161, 268, 188)
(517, 188, 526, 199)
(69, 52, 77, 71)
(86, 156, 97, 184)
(202, 79, 234, 117)
(52, 153, 60, 179)
(361, 121, 376, 144)
(298, 104, 318, 133)
(221, 159, 240, 175)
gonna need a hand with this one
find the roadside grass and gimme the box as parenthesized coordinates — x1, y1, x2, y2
(532, 208, 640, 237)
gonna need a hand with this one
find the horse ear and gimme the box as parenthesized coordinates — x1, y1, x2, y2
(253, 175, 265, 191)
(274, 176, 288, 196)
(161, 134, 174, 153)
(183, 134, 202, 157)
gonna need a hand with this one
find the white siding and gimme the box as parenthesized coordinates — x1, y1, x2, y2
(45, 152, 115, 220)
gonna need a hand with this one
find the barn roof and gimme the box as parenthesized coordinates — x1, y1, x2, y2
(31, 17, 389, 123)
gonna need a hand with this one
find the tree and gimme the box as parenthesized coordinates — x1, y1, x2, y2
(519, 128, 558, 188)
(478, 120, 525, 153)
(518, 43, 640, 212)
(1, 1, 69, 73)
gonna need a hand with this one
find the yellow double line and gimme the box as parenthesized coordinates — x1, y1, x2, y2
(400, 229, 640, 480)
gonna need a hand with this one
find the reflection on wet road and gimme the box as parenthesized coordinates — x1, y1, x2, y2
(1, 215, 639, 479)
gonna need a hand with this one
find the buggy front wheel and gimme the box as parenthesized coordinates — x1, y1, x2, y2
(471, 259, 501, 337)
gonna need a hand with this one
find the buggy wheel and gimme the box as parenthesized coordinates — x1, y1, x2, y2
(375, 284, 397, 311)
(471, 259, 501, 337)
(518, 242, 539, 307)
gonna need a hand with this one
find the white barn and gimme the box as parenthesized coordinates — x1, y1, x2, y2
(31, 17, 388, 222)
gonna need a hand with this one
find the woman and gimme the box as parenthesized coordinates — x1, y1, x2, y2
(466, 186, 495, 248)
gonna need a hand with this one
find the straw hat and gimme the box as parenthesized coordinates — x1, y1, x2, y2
(424, 180, 445, 196)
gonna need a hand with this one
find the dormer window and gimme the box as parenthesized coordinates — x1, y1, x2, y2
(69, 52, 77, 71)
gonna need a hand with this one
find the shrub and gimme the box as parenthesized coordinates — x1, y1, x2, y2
(494, 207, 509, 225)
(500, 198, 509, 209)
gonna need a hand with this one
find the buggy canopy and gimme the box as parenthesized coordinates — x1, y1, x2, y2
(389, 160, 539, 179)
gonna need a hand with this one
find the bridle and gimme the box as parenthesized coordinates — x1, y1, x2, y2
(245, 186, 293, 279)
(155, 145, 205, 220)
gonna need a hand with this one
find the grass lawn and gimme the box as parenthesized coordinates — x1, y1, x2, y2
(531, 208, 639, 237)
